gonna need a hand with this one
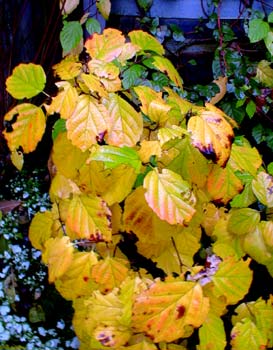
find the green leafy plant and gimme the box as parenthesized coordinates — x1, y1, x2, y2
(3, 27, 273, 350)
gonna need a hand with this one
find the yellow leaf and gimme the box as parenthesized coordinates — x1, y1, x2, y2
(88, 59, 120, 79)
(55, 251, 98, 300)
(154, 227, 201, 275)
(45, 81, 78, 119)
(152, 56, 183, 88)
(52, 132, 89, 179)
(206, 164, 243, 205)
(91, 256, 129, 293)
(120, 337, 157, 349)
(42, 236, 74, 283)
(209, 76, 227, 105)
(96, 0, 111, 19)
(143, 168, 196, 225)
(188, 106, 234, 167)
(138, 140, 162, 163)
(94, 324, 131, 348)
(252, 171, 273, 207)
(80, 72, 108, 98)
(104, 93, 143, 147)
(49, 173, 81, 201)
(158, 125, 187, 146)
(29, 211, 54, 251)
(66, 194, 112, 242)
(124, 187, 180, 247)
(134, 85, 171, 124)
(134, 85, 161, 115)
(53, 55, 82, 79)
(255, 60, 273, 87)
(66, 94, 108, 151)
(101, 165, 138, 206)
(165, 87, 203, 120)
(85, 28, 125, 61)
(3, 103, 46, 153)
(129, 30, 164, 55)
(77, 159, 137, 205)
(10, 150, 23, 171)
(211, 257, 252, 305)
(132, 279, 209, 342)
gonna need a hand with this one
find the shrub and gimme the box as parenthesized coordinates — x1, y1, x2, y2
(2, 27, 273, 349)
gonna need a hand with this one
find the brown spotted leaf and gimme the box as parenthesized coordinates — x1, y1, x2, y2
(132, 278, 209, 342)
(187, 105, 234, 167)
(66, 194, 112, 242)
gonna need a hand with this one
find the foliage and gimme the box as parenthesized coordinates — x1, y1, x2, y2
(3, 24, 273, 350)
(0, 170, 78, 349)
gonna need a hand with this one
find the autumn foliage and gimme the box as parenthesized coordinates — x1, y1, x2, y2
(3, 28, 273, 349)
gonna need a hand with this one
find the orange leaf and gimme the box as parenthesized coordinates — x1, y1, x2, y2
(85, 28, 125, 61)
(207, 164, 243, 205)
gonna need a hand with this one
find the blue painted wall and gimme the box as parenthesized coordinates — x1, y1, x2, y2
(111, 0, 269, 18)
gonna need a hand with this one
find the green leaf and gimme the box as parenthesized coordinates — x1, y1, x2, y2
(85, 18, 101, 35)
(198, 312, 226, 350)
(230, 182, 257, 208)
(255, 60, 273, 87)
(268, 162, 273, 176)
(268, 11, 273, 23)
(122, 64, 147, 89)
(264, 30, 273, 56)
(248, 19, 269, 43)
(246, 99, 256, 118)
(229, 143, 262, 177)
(231, 318, 267, 350)
(60, 21, 83, 53)
(227, 208, 260, 236)
(136, 0, 153, 12)
(211, 257, 252, 305)
(143, 168, 196, 225)
(6, 63, 46, 99)
(52, 119, 67, 140)
(89, 145, 142, 172)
